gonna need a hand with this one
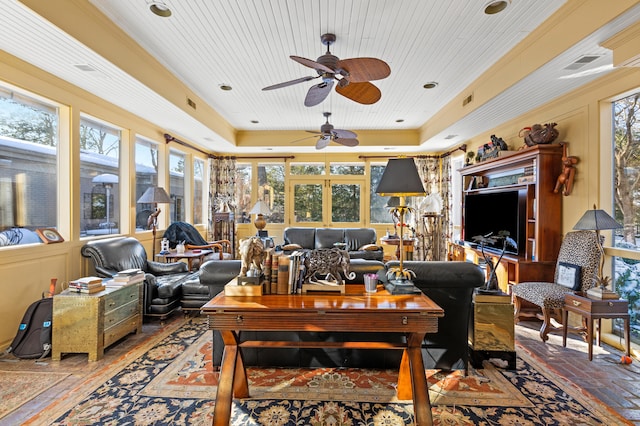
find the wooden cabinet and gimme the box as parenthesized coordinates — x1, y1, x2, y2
(214, 212, 235, 256)
(52, 283, 142, 361)
(455, 145, 563, 292)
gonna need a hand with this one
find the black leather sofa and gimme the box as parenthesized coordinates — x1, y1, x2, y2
(81, 237, 197, 320)
(280, 227, 384, 261)
(199, 258, 484, 372)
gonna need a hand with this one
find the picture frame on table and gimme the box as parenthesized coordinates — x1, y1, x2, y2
(36, 228, 65, 244)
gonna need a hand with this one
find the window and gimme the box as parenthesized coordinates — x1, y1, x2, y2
(134, 137, 159, 231)
(193, 158, 205, 225)
(235, 163, 252, 223)
(79, 116, 121, 236)
(612, 91, 640, 343)
(257, 163, 284, 223)
(370, 163, 394, 224)
(0, 83, 59, 246)
(291, 163, 325, 175)
(169, 149, 185, 222)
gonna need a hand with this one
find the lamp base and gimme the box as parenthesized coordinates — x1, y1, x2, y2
(586, 287, 620, 300)
(384, 279, 422, 295)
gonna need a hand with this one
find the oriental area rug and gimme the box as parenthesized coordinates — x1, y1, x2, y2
(23, 318, 630, 426)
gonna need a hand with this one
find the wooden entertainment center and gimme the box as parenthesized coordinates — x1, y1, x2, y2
(452, 144, 563, 293)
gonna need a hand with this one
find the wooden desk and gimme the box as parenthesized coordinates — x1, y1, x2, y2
(155, 249, 212, 271)
(562, 293, 630, 361)
(202, 286, 444, 426)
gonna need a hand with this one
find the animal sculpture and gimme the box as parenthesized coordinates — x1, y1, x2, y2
(303, 248, 355, 285)
(239, 236, 265, 276)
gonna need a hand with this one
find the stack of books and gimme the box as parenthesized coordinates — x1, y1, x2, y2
(108, 269, 145, 287)
(69, 276, 105, 294)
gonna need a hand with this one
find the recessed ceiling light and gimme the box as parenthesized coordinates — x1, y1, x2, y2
(219, 84, 232, 91)
(395, 119, 404, 123)
(423, 82, 438, 89)
(484, 0, 510, 15)
(384, 147, 395, 151)
(148, 1, 172, 17)
(250, 120, 259, 124)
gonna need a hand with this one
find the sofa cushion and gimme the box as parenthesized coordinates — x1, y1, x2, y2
(345, 228, 377, 251)
(283, 228, 316, 249)
(315, 228, 345, 249)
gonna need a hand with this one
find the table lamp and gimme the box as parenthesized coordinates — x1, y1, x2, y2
(573, 204, 623, 299)
(249, 200, 271, 234)
(137, 186, 171, 257)
(376, 157, 426, 294)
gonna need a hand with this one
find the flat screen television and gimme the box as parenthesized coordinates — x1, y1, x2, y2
(462, 189, 526, 255)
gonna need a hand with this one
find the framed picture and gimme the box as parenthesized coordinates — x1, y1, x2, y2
(556, 262, 581, 290)
(36, 228, 65, 244)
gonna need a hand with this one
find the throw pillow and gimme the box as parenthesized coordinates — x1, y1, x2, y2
(556, 262, 581, 290)
(282, 243, 303, 251)
(359, 244, 380, 251)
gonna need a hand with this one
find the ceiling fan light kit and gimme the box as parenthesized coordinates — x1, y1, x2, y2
(262, 33, 390, 107)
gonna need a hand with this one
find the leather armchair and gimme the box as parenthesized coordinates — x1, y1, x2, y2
(81, 237, 194, 320)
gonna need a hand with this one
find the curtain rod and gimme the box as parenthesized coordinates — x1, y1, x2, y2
(164, 133, 295, 160)
(359, 144, 466, 160)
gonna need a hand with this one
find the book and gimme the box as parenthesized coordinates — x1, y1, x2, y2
(69, 284, 106, 294)
(69, 276, 103, 286)
(270, 251, 280, 294)
(113, 271, 145, 283)
(277, 255, 290, 295)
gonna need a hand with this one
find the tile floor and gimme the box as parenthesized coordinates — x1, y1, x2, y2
(1, 316, 639, 425)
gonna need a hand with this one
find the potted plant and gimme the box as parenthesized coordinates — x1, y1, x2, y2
(472, 230, 517, 293)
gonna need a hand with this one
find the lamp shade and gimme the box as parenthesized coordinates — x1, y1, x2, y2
(573, 205, 622, 231)
(375, 158, 426, 196)
(249, 200, 271, 215)
(136, 186, 171, 204)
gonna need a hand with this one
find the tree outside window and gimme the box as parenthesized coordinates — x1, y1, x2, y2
(612, 91, 640, 342)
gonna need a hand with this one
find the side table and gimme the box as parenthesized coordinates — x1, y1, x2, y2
(562, 292, 630, 361)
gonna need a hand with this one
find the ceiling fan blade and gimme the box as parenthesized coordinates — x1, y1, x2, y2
(262, 75, 318, 91)
(335, 81, 381, 105)
(289, 135, 317, 144)
(316, 136, 331, 150)
(306, 130, 322, 134)
(333, 129, 357, 139)
(291, 55, 334, 74)
(334, 137, 359, 147)
(304, 80, 334, 107)
(337, 58, 391, 82)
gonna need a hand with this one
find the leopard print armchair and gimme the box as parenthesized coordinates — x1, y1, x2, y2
(512, 230, 602, 342)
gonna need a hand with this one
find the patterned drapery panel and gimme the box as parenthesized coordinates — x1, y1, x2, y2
(414, 156, 452, 261)
(208, 156, 236, 240)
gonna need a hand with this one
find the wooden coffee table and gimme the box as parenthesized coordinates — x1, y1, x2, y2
(202, 284, 444, 426)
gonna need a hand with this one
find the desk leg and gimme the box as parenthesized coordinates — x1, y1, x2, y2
(213, 331, 249, 426)
(562, 309, 568, 347)
(587, 318, 594, 361)
(398, 333, 432, 426)
(625, 318, 631, 357)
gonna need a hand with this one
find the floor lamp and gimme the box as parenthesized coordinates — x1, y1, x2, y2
(376, 157, 426, 294)
(137, 186, 171, 258)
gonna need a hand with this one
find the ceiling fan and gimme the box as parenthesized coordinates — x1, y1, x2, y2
(297, 112, 359, 150)
(262, 33, 390, 107)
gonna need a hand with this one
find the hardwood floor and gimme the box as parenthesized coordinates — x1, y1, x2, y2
(1, 315, 639, 425)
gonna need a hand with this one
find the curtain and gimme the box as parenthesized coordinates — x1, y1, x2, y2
(414, 156, 451, 261)
(208, 156, 236, 240)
